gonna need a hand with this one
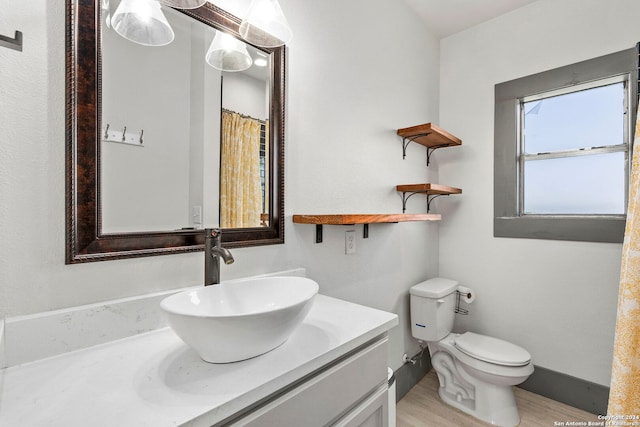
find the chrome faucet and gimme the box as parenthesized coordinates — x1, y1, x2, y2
(204, 228, 234, 286)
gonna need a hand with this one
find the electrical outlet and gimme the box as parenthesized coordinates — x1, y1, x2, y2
(345, 230, 356, 254)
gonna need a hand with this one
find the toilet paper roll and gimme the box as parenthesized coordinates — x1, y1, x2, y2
(457, 286, 475, 303)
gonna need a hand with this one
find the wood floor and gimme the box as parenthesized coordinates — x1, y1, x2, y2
(397, 370, 601, 426)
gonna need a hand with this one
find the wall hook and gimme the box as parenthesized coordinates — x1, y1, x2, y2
(102, 124, 144, 147)
(0, 30, 23, 52)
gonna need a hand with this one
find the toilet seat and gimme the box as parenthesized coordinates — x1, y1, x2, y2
(454, 332, 531, 367)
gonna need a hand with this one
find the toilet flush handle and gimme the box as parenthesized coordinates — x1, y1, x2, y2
(437, 299, 445, 304)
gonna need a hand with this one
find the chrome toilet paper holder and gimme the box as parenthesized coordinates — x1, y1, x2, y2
(455, 290, 470, 315)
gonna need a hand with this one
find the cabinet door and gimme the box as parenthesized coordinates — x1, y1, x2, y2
(333, 384, 388, 427)
(228, 338, 388, 427)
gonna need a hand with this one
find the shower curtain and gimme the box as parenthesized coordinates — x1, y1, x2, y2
(219, 110, 262, 229)
(608, 110, 640, 415)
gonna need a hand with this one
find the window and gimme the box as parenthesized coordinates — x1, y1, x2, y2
(521, 77, 628, 215)
(494, 48, 637, 243)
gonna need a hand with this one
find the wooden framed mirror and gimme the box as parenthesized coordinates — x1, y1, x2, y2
(66, 0, 285, 263)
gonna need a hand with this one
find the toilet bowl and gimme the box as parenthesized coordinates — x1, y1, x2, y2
(409, 278, 533, 427)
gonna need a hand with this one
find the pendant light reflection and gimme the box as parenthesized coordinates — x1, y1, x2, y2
(254, 52, 268, 67)
(157, 0, 206, 9)
(205, 31, 253, 72)
(239, 0, 293, 48)
(102, 0, 111, 28)
(111, 0, 175, 46)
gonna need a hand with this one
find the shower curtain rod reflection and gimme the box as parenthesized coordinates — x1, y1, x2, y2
(222, 108, 267, 125)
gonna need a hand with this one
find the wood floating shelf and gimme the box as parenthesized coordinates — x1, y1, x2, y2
(293, 214, 441, 243)
(396, 122, 462, 164)
(294, 123, 462, 245)
(292, 214, 441, 225)
(396, 183, 462, 213)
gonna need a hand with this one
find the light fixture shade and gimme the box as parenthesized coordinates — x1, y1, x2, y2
(102, 0, 111, 28)
(111, 0, 175, 46)
(205, 31, 253, 72)
(157, 0, 206, 9)
(239, 0, 293, 48)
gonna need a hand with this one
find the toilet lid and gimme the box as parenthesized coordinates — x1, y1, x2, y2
(454, 332, 531, 366)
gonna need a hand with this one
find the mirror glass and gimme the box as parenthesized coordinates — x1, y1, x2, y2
(101, 6, 271, 232)
(65, 0, 285, 263)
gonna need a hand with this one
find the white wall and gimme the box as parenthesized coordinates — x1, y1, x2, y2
(0, 0, 439, 370)
(222, 73, 267, 121)
(438, 0, 640, 386)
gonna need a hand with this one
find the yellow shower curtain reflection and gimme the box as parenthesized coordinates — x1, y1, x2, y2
(220, 110, 262, 228)
(608, 110, 640, 416)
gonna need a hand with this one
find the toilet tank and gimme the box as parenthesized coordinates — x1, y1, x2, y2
(410, 278, 458, 341)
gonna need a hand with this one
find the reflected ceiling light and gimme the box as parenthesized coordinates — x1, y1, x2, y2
(158, 0, 206, 9)
(254, 51, 268, 67)
(205, 31, 253, 72)
(239, 0, 293, 48)
(112, 0, 175, 46)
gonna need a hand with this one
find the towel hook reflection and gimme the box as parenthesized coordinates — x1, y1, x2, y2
(102, 123, 145, 147)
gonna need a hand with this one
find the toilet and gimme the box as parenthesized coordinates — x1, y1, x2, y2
(410, 278, 534, 427)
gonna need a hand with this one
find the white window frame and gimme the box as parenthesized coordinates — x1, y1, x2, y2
(494, 48, 637, 243)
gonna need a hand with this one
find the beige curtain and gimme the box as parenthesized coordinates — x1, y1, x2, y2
(608, 110, 640, 415)
(220, 110, 262, 228)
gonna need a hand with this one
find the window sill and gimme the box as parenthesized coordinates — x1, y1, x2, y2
(494, 215, 626, 243)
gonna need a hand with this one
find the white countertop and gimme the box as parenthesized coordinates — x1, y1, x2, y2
(0, 295, 398, 427)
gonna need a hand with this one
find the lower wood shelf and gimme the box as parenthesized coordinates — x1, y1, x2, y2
(292, 214, 441, 225)
(396, 183, 462, 213)
(292, 214, 441, 243)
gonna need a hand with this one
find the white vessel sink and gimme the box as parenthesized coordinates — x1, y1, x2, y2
(160, 276, 319, 363)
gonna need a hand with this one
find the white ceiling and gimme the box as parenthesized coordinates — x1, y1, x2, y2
(402, 0, 539, 38)
(209, 0, 540, 39)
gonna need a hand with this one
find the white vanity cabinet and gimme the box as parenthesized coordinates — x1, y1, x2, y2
(226, 337, 389, 427)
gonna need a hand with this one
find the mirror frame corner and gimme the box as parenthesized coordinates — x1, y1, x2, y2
(65, 0, 285, 264)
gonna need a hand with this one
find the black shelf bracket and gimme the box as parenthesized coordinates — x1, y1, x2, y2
(314, 223, 370, 244)
(401, 192, 420, 213)
(427, 194, 448, 213)
(401, 191, 449, 213)
(401, 133, 431, 160)
(401, 133, 442, 166)
(425, 147, 439, 166)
